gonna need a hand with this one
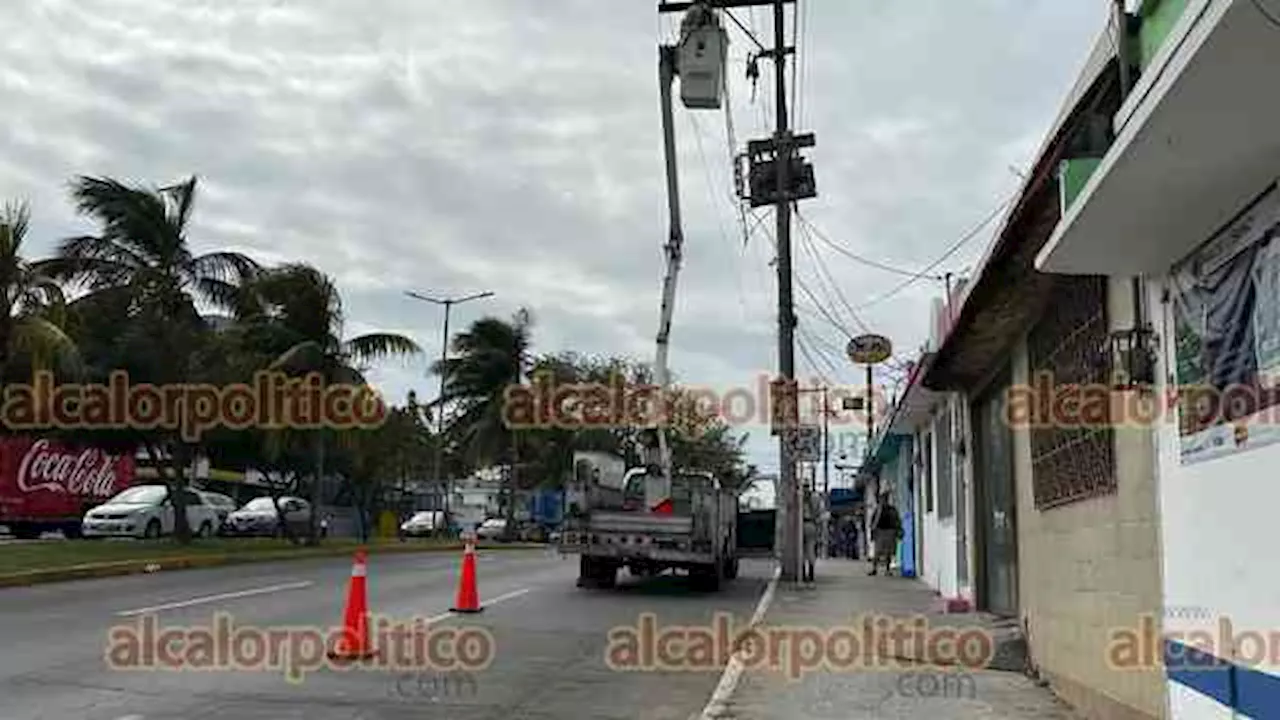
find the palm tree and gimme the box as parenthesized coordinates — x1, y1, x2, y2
(46, 176, 258, 543)
(434, 309, 532, 538)
(236, 263, 421, 543)
(0, 202, 80, 386)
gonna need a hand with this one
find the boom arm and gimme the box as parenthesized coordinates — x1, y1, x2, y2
(651, 44, 684, 503)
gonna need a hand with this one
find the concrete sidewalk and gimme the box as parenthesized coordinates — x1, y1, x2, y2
(716, 559, 1078, 719)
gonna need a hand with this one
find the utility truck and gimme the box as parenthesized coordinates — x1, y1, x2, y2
(557, 455, 738, 590)
(555, 8, 753, 590)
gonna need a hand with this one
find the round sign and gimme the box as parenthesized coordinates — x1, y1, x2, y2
(847, 334, 892, 365)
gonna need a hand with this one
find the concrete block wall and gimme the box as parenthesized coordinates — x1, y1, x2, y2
(1010, 317, 1165, 720)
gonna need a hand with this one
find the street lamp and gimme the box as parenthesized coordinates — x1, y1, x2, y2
(405, 290, 495, 523)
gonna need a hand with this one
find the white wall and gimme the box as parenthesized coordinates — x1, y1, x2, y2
(1154, 274, 1280, 718)
(917, 417, 961, 600)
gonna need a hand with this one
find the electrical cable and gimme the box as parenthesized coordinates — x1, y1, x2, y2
(1251, 0, 1280, 27)
(797, 210, 945, 280)
(795, 281, 855, 341)
(795, 214, 872, 333)
(855, 195, 1014, 310)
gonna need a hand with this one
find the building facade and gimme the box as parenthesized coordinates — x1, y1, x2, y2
(1037, 1, 1280, 717)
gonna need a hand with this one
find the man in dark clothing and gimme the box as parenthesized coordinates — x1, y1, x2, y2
(868, 493, 902, 576)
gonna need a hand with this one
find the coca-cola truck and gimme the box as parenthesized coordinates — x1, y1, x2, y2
(0, 437, 136, 539)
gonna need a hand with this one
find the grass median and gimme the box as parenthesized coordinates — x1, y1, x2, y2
(0, 536, 543, 587)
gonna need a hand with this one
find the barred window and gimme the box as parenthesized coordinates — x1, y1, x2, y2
(1027, 275, 1115, 509)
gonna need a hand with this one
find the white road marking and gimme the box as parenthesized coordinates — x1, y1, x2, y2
(425, 587, 533, 624)
(696, 565, 781, 720)
(115, 581, 314, 617)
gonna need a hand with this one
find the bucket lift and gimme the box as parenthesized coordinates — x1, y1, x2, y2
(643, 2, 728, 511)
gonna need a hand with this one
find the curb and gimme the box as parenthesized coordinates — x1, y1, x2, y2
(698, 564, 782, 720)
(0, 541, 549, 589)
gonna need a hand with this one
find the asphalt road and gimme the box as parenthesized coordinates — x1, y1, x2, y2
(0, 548, 773, 720)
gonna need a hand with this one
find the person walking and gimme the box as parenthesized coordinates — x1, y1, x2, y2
(868, 492, 902, 576)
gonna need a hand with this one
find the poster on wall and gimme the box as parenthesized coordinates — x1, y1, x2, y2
(1171, 183, 1280, 466)
(1252, 238, 1280, 387)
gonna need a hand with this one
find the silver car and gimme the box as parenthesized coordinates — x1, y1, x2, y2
(225, 496, 312, 537)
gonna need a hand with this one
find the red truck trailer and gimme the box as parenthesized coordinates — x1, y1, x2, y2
(0, 438, 136, 539)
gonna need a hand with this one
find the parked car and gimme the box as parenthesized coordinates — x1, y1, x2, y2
(196, 490, 237, 530)
(475, 517, 508, 541)
(400, 510, 447, 538)
(82, 485, 219, 539)
(225, 496, 313, 537)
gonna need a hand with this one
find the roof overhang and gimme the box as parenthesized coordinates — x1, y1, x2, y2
(1037, 0, 1280, 274)
(924, 28, 1119, 392)
(887, 352, 939, 434)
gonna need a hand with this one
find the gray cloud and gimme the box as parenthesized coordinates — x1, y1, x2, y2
(0, 0, 1109, 476)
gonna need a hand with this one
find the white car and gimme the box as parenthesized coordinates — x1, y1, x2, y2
(400, 510, 447, 538)
(82, 485, 220, 539)
(475, 518, 508, 541)
(196, 490, 238, 529)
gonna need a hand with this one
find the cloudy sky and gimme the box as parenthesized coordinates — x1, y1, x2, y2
(1, 0, 1110, 480)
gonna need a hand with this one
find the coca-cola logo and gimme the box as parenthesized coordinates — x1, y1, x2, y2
(16, 439, 123, 498)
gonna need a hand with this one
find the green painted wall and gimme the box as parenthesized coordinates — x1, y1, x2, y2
(1139, 0, 1189, 69)
(1059, 158, 1103, 214)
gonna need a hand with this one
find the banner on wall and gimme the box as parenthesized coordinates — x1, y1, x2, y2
(1171, 183, 1280, 465)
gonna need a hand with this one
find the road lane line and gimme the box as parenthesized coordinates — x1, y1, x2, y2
(115, 581, 314, 616)
(425, 587, 532, 624)
(697, 564, 781, 720)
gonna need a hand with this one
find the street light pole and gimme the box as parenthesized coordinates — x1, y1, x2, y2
(405, 290, 495, 525)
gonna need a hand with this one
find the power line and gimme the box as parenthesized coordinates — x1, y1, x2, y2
(796, 210, 946, 281)
(795, 213, 873, 333)
(1250, 0, 1280, 28)
(798, 324, 850, 382)
(687, 111, 754, 327)
(793, 275, 855, 340)
(856, 195, 1014, 310)
(795, 329, 835, 386)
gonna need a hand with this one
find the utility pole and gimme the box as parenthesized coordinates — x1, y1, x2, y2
(865, 364, 874, 460)
(659, 0, 810, 583)
(821, 386, 830, 495)
(405, 290, 495, 524)
(770, 0, 801, 586)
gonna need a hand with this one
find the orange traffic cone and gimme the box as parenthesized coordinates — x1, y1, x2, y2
(451, 534, 483, 613)
(328, 549, 379, 660)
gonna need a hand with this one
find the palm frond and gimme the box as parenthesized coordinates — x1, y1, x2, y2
(11, 315, 83, 374)
(344, 333, 421, 365)
(190, 251, 259, 285)
(268, 340, 326, 373)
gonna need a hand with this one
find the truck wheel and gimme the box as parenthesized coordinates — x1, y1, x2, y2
(64, 523, 84, 540)
(595, 560, 618, 589)
(577, 556, 597, 588)
(11, 524, 40, 540)
(692, 563, 722, 592)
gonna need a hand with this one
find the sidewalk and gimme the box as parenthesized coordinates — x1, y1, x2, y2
(715, 559, 1078, 720)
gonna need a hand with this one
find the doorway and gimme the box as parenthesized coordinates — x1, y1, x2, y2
(972, 371, 1018, 616)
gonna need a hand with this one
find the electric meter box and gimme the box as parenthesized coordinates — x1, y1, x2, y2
(677, 23, 727, 110)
